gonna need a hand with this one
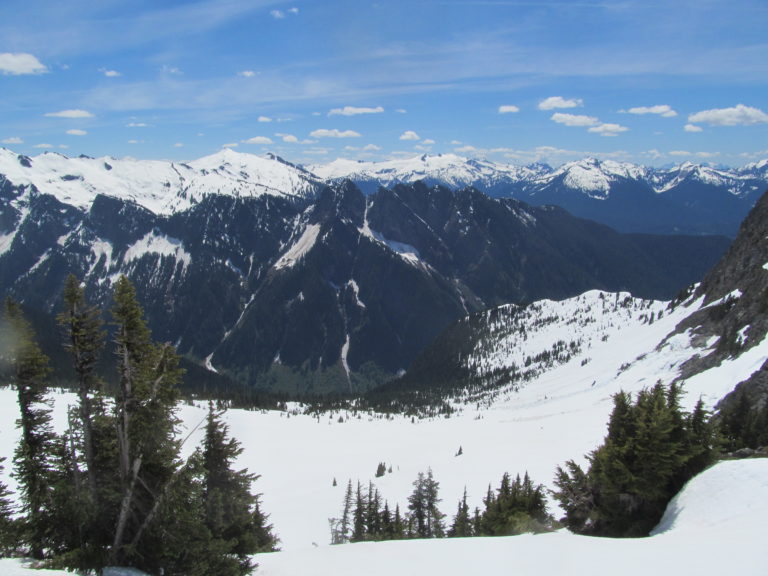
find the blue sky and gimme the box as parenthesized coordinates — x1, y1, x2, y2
(1, 0, 766, 167)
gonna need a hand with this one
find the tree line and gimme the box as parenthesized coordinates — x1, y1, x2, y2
(330, 467, 554, 545)
(0, 275, 277, 575)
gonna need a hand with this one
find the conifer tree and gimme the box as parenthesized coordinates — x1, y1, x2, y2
(351, 481, 367, 542)
(4, 298, 57, 558)
(448, 487, 472, 537)
(109, 275, 185, 567)
(57, 274, 106, 504)
(0, 457, 16, 555)
(187, 402, 278, 574)
(407, 468, 445, 538)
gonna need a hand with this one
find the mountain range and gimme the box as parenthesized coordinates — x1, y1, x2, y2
(0, 148, 747, 394)
(313, 154, 768, 236)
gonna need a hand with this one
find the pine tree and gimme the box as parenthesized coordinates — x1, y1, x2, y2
(351, 481, 367, 542)
(408, 468, 445, 538)
(4, 298, 57, 558)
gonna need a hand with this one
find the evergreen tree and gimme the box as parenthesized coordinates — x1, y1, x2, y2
(195, 402, 277, 574)
(0, 457, 17, 555)
(4, 298, 57, 559)
(109, 275, 186, 567)
(448, 487, 472, 537)
(554, 383, 717, 537)
(407, 468, 445, 538)
(351, 481, 367, 542)
(57, 274, 106, 504)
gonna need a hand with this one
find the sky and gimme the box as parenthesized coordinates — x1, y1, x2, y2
(0, 0, 766, 167)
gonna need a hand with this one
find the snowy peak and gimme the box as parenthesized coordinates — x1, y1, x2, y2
(544, 157, 649, 197)
(0, 148, 323, 215)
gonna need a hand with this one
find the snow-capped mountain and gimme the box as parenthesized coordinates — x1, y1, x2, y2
(0, 147, 323, 215)
(399, 186, 768, 417)
(313, 154, 768, 236)
(0, 159, 728, 394)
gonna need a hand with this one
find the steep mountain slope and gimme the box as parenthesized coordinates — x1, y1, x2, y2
(315, 154, 767, 236)
(0, 153, 731, 394)
(398, 189, 768, 415)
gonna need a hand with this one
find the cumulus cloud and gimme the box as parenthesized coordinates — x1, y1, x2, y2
(454, 145, 477, 154)
(422, 139, 436, 145)
(0, 53, 47, 75)
(538, 96, 583, 110)
(243, 136, 273, 144)
(127, 122, 148, 127)
(34, 143, 54, 149)
(329, 106, 384, 116)
(127, 139, 142, 144)
(238, 70, 256, 78)
(276, 133, 299, 143)
(101, 69, 121, 77)
(551, 113, 599, 127)
(688, 104, 768, 126)
(45, 109, 94, 119)
(270, 9, 285, 18)
(310, 129, 361, 138)
(222, 142, 239, 148)
(258, 116, 273, 123)
(588, 123, 629, 136)
(399, 130, 420, 141)
(66, 129, 87, 136)
(174, 143, 184, 148)
(684, 124, 703, 133)
(624, 105, 677, 117)
(2, 137, 23, 144)
(396, 109, 407, 114)
(498, 105, 520, 114)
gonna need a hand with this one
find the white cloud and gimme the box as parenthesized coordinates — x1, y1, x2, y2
(45, 109, 94, 119)
(127, 139, 142, 144)
(310, 129, 361, 139)
(450, 140, 462, 145)
(498, 105, 520, 114)
(688, 104, 768, 126)
(126, 122, 148, 127)
(363, 144, 381, 151)
(34, 143, 54, 149)
(66, 129, 87, 136)
(243, 136, 273, 144)
(270, 9, 285, 18)
(222, 142, 239, 148)
(399, 130, 420, 141)
(289, 7, 299, 14)
(454, 145, 477, 154)
(396, 109, 407, 114)
(669, 150, 691, 156)
(551, 113, 599, 127)
(174, 142, 184, 148)
(102, 69, 121, 77)
(0, 53, 47, 75)
(684, 124, 703, 133)
(422, 139, 436, 145)
(538, 96, 583, 110)
(414, 144, 432, 152)
(2, 137, 23, 144)
(238, 70, 256, 78)
(276, 133, 299, 143)
(588, 123, 629, 136)
(258, 116, 273, 123)
(625, 105, 677, 117)
(329, 106, 384, 116)
(161, 65, 182, 75)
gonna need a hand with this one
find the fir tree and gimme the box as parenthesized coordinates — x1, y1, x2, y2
(109, 275, 185, 567)
(5, 298, 57, 558)
(448, 487, 472, 537)
(407, 468, 445, 538)
(196, 402, 277, 574)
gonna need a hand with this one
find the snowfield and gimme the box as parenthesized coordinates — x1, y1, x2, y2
(0, 289, 766, 574)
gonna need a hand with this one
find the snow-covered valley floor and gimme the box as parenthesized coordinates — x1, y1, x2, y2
(0, 289, 766, 574)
